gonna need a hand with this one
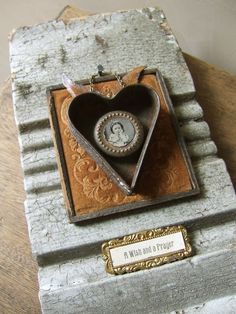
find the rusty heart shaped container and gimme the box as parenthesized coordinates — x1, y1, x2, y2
(67, 84, 160, 195)
(47, 68, 199, 222)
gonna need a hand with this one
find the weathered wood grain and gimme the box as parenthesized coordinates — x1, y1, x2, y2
(10, 8, 195, 128)
(38, 219, 236, 291)
(9, 6, 235, 258)
(171, 295, 236, 314)
(9, 6, 236, 314)
(180, 121, 210, 141)
(174, 99, 203, 121)
(187, 141, 217, 159)
(0, 80, 40, 314)
(24, 158, 234, 262)
(185, 53, 236, 188)
(1, 5, 236, 314)
(40, 249, 236, 314)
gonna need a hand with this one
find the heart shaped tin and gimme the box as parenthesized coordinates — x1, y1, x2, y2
(68, 84, 160, 195)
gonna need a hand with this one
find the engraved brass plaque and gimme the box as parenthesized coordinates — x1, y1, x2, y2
(102, 225, 192, 275)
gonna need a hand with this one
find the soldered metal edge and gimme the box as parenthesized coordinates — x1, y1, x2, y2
(101, 225, 192, 275)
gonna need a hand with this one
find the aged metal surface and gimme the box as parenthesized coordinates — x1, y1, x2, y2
(67, 75, 161, 195)
(49, 69, 199, 221)
(102, 225, 192, 275)
(8, 6, 236, 314)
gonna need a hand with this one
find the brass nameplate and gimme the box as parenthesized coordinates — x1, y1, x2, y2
(102, 225, 192, 275)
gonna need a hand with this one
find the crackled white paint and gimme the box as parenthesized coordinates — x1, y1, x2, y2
(10, 7, 236, 314)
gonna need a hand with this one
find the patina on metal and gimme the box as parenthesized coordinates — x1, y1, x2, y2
(94, 110, 144, 157)
(47, 68, 200, 220)
(102, 225, 192, 275)
(67, 82, 161, 195)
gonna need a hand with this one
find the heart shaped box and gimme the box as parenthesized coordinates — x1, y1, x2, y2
(47, 69, 199, 222)
(68, 84, 160, 195)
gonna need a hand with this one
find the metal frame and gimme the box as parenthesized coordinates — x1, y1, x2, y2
(47, 69, 200, 222)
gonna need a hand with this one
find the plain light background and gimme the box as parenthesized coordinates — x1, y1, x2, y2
(1, 0, 236, 85)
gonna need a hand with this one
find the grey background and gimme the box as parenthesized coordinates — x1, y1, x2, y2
(1, 0, 236, 86)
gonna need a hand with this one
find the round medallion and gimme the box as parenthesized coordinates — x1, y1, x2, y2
(94, 111, 144, 157)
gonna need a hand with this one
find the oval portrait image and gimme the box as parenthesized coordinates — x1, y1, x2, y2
(94, 111, 144, 157)
(105, 119, 134, 148)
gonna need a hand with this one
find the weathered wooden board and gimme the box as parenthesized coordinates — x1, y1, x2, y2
(7, 6, 236, 314)
(0, 79, 40, 313)
(171, 295, 236, 314)
(185, 53, 236, 188)
(40, 249, 236, 313)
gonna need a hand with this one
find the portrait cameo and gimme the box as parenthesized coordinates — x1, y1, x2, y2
(94, 111, 144, 157)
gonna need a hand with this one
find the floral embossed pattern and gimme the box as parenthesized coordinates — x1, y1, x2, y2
(102, 225, 192, 275)
(60, 96, 126, 205)
(50, 72, 196, 221)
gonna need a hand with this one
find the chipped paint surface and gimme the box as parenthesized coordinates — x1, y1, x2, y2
(9, 7, 236, 313)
